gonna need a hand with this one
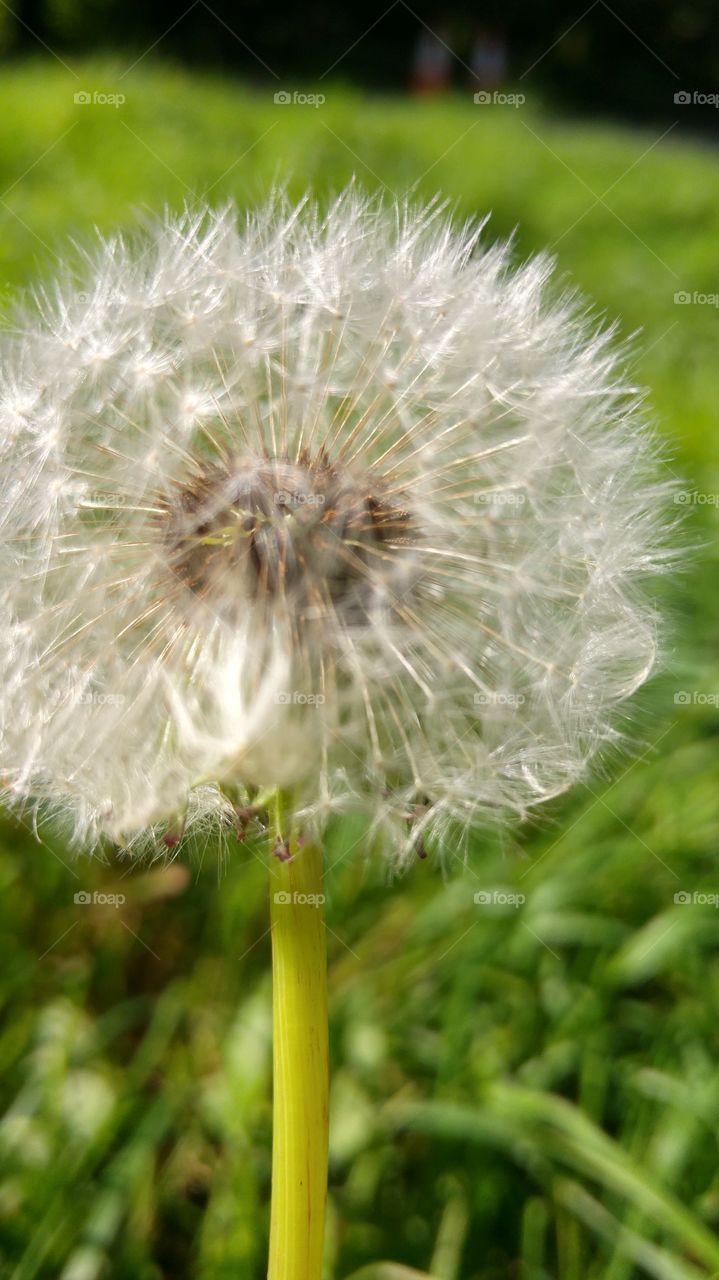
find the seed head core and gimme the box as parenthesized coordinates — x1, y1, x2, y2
(164, 450, 415, 622)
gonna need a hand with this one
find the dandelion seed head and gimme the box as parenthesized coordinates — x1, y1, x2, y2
(0, 193, 675, 864)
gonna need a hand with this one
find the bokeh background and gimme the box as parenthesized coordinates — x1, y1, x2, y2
(1, 3, 718, 1278)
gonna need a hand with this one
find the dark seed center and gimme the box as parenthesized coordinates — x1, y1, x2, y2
(164, 454, 414, 619)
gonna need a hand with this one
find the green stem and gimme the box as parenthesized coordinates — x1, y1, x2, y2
(268, 800, 329, 1280)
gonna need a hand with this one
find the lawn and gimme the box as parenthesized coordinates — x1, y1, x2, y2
(0, 58, 718, 1280)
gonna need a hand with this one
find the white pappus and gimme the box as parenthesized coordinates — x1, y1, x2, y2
(0, 193, 675, 864)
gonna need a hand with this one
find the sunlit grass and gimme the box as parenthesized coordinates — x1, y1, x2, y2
(0, 56, 717, 1280)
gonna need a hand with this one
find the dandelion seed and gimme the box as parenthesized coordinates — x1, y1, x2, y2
(0, 192, 673, 862)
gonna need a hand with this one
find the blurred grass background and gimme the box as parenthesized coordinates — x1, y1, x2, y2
(0, 58, 718, 1280)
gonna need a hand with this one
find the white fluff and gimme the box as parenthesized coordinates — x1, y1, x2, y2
(0, 193, 674, 862)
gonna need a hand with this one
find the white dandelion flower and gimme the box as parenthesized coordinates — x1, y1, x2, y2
(0, 193, 673, 862)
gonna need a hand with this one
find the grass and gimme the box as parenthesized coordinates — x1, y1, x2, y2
(0, 56, 718, 1280)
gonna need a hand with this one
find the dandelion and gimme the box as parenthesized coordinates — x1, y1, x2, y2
(0, 193, 673, 1277)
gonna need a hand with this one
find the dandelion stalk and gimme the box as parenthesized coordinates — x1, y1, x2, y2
(0, 195, 674, 1273)
(268, 792, 329, 1280)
